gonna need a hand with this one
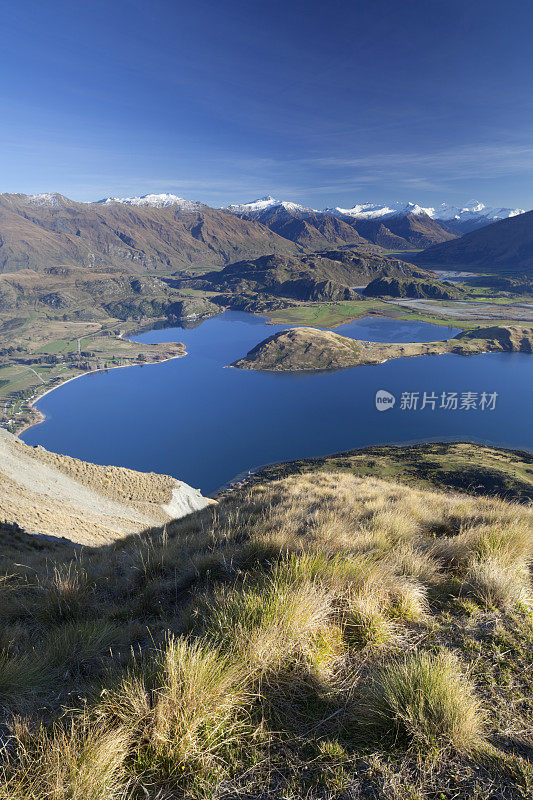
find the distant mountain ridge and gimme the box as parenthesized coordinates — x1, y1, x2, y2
(96, 192, 203, 211)
(223, 197, 372, 251)
(0, 191, 527, 274)
(97, 192, 524, 229)
(223, 196, 458, 250)
(326, 199, 524, 225)
(221, 194, 526, 249)
(0, 192, 298, 273)
(415, 209, 533, 276)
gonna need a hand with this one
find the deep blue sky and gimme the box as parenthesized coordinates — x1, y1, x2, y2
(1, 0, 532, 209)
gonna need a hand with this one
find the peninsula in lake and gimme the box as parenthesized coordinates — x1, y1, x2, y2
(231, 325, 533, 372)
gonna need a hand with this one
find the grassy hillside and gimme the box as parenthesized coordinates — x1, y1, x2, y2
(242, 442, 533, 503)
(0, 428, 208, 544)
(0, 463, 531, 798)
(231, 324, 533, 372)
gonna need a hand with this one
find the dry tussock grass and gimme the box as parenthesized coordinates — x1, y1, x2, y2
(356, 651, 486, 753)
(0, 471, 530, 798)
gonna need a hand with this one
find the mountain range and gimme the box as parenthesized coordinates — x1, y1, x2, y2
(223, 195, 525, 248)
(0, 191, 529, 275)
(415, 209, 533, 275)
(224, 197, 455, 250)
(0, 193, 297, 273)
(93, 192, 526, 241)
(225, 195, 523, 223)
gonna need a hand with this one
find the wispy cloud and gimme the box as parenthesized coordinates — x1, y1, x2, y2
(305, 144, 533, 180)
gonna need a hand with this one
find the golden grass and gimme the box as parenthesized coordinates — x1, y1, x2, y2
(0, 471, 530, 797)
(464, 557, 532, 610)
(356, 651, 485, 753)
(0, 716, 131, 800)
(100, 637, 254, 791)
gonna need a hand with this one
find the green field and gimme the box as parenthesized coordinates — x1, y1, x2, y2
(265, 298, 533, 330)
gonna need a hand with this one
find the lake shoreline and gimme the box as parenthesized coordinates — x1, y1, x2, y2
(17, 349, 188, 437)
(217, 440, 533, 500)
(20, 312, 532, 494)
(15, 309, 458, 442)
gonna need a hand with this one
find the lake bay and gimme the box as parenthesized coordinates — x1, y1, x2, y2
(22, 312, 533, 494)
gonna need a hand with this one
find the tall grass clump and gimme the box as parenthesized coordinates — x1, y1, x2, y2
(201, 574, 334, 682)
(41, 562, 91, 622)
(0, 650, 49, 700)
(43, 619, 124, 671)
(356, 651, 485, 754)
(431, 519, 533, 571)
(464, 557, 532, 610)
(101, 636, 255, 794)
(0, 717, 131, 800)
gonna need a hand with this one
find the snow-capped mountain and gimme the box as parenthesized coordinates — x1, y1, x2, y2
(95, 193, 203, 211)
(430, 201, 524, 223)
(224, 196, 314, 215)
(26, 192, 69, 208)
(222, 196, 370, 248)
(326, 201, 410, 219)
(222, 195, 526, 249)
(91, 193, 524, 226)
(327, 199, 524, 224)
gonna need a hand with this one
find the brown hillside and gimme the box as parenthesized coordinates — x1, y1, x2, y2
(0, 193, 299, 273)
(415, 208, 533, 275)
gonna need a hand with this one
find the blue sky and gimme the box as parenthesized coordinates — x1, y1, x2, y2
(1, 0, 532, 209)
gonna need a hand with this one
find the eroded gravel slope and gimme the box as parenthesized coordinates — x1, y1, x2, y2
(0, 429, 208, 545)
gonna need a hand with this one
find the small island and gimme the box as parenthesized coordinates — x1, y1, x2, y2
(230, 325, 533, 372)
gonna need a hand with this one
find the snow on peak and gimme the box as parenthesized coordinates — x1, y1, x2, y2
(224, 196, 280, 214)
(401, 202, 435, 216)
(326, 202, 402, 219)
(326, 199, 524, 223)
(26, 192, 66, 207)
(224, 196, 314, 215)
(96, 193, 202, 210)
(328, 201, 436, 219)
(431, 200, 525, 222)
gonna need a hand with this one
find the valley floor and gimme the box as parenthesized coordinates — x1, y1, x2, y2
(0, 316, 186, 434)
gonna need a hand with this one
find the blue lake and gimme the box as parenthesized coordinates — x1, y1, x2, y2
(22, 312, 533, 494)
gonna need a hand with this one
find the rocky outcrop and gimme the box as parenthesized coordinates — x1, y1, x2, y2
(166, 297, 221, 323)
(231, 327, 377, 371)
(457, 325, 533, 352)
